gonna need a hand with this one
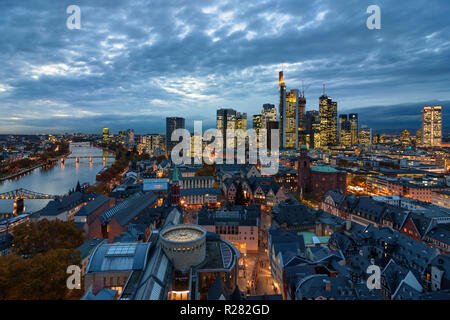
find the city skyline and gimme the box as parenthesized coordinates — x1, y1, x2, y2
(0, 0, 450, 134)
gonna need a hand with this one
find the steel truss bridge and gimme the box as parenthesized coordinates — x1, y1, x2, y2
(0, 188, 63, 200)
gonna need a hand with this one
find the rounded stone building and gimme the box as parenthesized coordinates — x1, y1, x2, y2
(159, 224, 207, 271)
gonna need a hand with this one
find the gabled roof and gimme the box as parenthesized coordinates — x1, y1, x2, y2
(98, 192, 157, 226)
(381, 259, 408, 294)
(425, 224, 450, 245)
(75, 194, 110, 217)
(34, 191, 87, 216)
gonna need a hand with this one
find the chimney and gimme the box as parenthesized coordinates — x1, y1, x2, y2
(346, 220, 351, 231)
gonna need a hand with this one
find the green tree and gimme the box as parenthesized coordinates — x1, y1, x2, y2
(12, 219, 84, 256)
(0, 248, 82, 300)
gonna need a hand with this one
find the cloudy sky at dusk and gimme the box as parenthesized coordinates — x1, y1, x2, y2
(0, 0, 449, 134)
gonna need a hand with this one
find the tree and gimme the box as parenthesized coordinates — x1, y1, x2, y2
(12, 219, 84, 256)
(0, 248, 82, 300)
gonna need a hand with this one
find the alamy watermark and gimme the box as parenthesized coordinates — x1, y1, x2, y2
(66, 5, 81, 30)
(66, 265, 81, 290)
(366, 259, 381, 290)
(366, 5, 381, 30)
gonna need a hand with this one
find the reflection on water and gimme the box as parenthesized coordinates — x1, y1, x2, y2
(0, 144, 113, 214)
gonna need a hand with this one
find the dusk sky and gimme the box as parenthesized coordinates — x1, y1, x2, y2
(0, 0, 449, 134)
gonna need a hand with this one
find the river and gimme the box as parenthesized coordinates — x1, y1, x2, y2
(0, 143, 113, 214)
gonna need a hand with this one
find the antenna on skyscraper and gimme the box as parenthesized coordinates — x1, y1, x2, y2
(323, 83, 326, 96)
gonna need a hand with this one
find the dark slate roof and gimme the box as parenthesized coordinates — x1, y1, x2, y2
(420, 290, 450, 300)
(0, 233, 13, 251)
(346, 254, 372, 275)
(180, 188, 222, 196)
(353, 197, 387, 223)
(354, 225, 439, 273)
(34, 192, 87, 216)
(295, 275, 357, 300)
(272, 198, 317, 227)
(381, 259, 409, 294)
(325, 190, 346, 204)
(75, 194, 110, 217)
(382, 206, 410, 227)
(98, 192, 157, 226)
(76, 238, 107, 260)
(392, 281, 422, 300)
(410, 212, 434, 238)
(425, 224, 450, 246)
(269, 228, 306, 264)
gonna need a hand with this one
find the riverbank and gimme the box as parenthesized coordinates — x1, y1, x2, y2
(0, 162, 46, 182)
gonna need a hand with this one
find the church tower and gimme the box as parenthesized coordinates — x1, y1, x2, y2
(298, 145, 310, 198)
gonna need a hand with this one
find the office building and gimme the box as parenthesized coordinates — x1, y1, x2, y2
(422, 106, 442, 147)
(319, 87, 338, 148)
(166, 117, 185, 158)
(401, 130, 411, 147)
(253, 114, 262, 133)
(261, 104, 277, 128)
(306, 110, 320, 149)
(216, 108, 237, 149)
(359, 125, 372, 147)
(349, 113, 359, 145)
(145, 134, 165, 157)
(338, 115, 351, 147)
(279, 71, 299, 149)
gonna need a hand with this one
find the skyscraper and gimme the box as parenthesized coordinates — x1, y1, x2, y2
(236, 112, 247, 131)
(217, 108, 237, 150)
(422, 106, 442, 147)
(401, 130, 410, 147)
(319, 87, 338, 148)
(359, 125, 372, 147)
(279, 70, 299, 149)
(253, 114, 262, 133)
(235, 112, 247, 149)
(339, 114, 351, 147)
(266, 121, 279, 151)
(261, 104, 277, 129)
(349, 113, 359, 145)
(306, 110, 320, 149)
(166, 117, 185, 158)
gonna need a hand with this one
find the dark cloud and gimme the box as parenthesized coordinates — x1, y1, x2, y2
(0, 0, 449, 134)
